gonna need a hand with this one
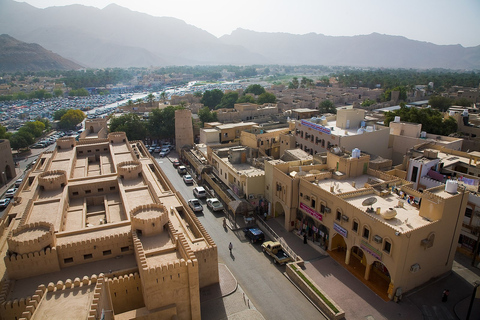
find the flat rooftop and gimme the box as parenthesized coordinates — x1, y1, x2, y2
(220, 157, 264, 177)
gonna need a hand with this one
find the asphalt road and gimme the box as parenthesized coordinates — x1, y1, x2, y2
(155, 154, 326, 320)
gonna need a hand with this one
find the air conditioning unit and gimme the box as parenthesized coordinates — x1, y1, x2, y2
(374, 235, 383, 243)
(342, 215, 349, 222)
(324, 207, 331, 213)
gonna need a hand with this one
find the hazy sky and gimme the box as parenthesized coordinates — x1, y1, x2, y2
(18, 0, 480, 47)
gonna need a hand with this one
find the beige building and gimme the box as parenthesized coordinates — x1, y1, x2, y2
(294, 109, 392, 159)
(268, 149, 468, 300)
(200, 122, 256, 144)
(208, 146, 265, 199)
(0, 139, 16, 186)
(215, 103, 278, 123)
(0, 128, 218, 319)
(239, 125, 290, 158)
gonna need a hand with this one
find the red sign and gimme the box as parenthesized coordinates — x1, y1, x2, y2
(300, 202, 323, 221)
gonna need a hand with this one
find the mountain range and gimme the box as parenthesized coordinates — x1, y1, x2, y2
(0, 0, 479, 70)
(0, 34, 82, 72)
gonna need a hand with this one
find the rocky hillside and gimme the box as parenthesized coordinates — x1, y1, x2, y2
(0, 34, 82, 72)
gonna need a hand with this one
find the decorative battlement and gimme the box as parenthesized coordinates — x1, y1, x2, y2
(108, 132, 127, 144)
(56, 136, 76, 149)
(86, 274, 105, 320)
(38, 170, 67, 191)
(130, 204, 169, 236)
(7, 222, 55, 255)
(117, 160, 142, 179)
(56, 230, 131, 251)
(146, 259, 189, 275)
(76, 138, 108, 145)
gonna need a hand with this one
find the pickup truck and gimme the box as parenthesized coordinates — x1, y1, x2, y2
(261, 241, 293, 265)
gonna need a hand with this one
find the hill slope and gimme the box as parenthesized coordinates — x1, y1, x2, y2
(0, 34, 82, 72)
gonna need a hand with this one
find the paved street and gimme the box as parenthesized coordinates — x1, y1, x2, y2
(155, 153, 326, 320)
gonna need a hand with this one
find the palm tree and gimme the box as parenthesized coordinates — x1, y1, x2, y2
(146, 93, 155, 107)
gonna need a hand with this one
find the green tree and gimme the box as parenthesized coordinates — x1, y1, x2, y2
(0, 125, 10, 139)
(288, 77, 299, 89)
(244, 84, 265, 96)
(384, 106, 457, 135)
(59, 109, 85, 130)
(146, 93, 155, 107)
(361, 99, 376, 107)
(147, 106, 182, 140)
(10, 131, 34, 150)
(54, 109, 70, 121)
(257, 92, 276, 104)
(20, 121, 45, 138)
(200, 89, 223, 109)
(453, 98, 472, 108)
(109, 113, 146, 140)
(68, 88, 89, 97)
(217, 92, 239, 109)
(237, 95, 256, 104)
(429, 96, 453, 112)
(319, 100, 336, 114)
(160, 92, 167, 102)
(53, 89, 64, 97)
(193, 91, 203, 98)
(198, 107, 218, 126)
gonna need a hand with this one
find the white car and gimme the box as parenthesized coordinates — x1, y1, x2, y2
(188, 199, 203, 212)
(206, 198, 224, 212)
(183, 174, 194, 184)
(0, 198, 10, 209)
(5, 188, 17, 199)
(193, 186, 207, 199)
(159, 148, 170, 157)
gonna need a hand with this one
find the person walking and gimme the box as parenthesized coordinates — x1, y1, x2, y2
(442, 289, 449, 302)
(229, 242, 233, 253)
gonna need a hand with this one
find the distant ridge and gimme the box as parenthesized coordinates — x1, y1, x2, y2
(0, 0, 478, 69)
(0, 34, 82, 72)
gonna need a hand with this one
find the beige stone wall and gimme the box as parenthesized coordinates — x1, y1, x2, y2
(0, 139, 16, 185)
(175, 109, 194, 152)
(336, 109, 366, 129)
(108, 273, 144, 315)
(5, 247, 61, 280)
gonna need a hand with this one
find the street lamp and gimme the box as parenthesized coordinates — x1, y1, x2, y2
(466, 280, 480, 320)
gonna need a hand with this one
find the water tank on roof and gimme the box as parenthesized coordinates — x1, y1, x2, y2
(365, 126, 374, 132)
(421, 131, 426, 138)
(357, 128, 365, 134)
(311, 117, 317, 122)
(394, 116, 401, 123)
(445, 179, 458, 194)
(352, 148, 361, 158)
(361, 121, 366, 127)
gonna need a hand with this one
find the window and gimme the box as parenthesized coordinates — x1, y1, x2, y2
(103, 250, 112, 256)
(110, 186, 116, 191)
(352, 220, 359, 232)
(384, 240, 392, 254)
(320, 204, 325, 213)
(465, 207, 472, 218)
(85, 190, 91, 194)
(336, 210, 341, 221)
(98, 188, 104, 192)
(121, 246, 129, 252)
(72, 192, 79, 196)
(311, 198, 316, 209)
(64, 257, 74, 264)
(411, 166, 419, 183)
(84, 254, 93, 260)
(363, 227, 370, 240)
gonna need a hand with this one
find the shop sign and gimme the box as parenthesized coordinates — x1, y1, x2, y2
(301, 119, 331, 135)
(300, 202, 323, 221)
(334, 223, 347, 238)
(361, 240, 382, 261)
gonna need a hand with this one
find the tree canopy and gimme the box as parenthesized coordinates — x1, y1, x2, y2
(147, 106, 183, 140)
(428, 96, 453, 112)
(54, 109, 70, 121)
(198, 107, 218, 126)
(257, 92, 276, 105)
(200, 89, 223, 109)
(384, 106, 457, 136)
(318, 100, 336, 114)
(217, 92, 239, 109)
(109, 113, 146, 141)
(59, 109, 85, 130)
(244, 84, 265, 96)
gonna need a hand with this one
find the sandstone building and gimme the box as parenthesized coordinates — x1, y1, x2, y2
(0, 123, 218, 320)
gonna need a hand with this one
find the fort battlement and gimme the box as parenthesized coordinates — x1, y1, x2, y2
(132, 232, 148, 271)
(87, 274, 106, 320)
(147, 259, 190, 276)
(7, 221, 55, 254)
(117, 160, 142, 179)
(108, 132, 128, 144)
(38, 170, 67, 190)
(76, 138, 109, 145)
(56, 136, 76, 149)
(130, 203, 169, 236)
(5, 247, 60, 279)
(56, 230, 131, 251)
(338, 188, 375, 200)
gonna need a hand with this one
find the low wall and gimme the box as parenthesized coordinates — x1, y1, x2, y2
(286, 263, 344, 320)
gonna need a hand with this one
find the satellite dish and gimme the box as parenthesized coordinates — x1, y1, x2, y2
(362, 197, 377, 210)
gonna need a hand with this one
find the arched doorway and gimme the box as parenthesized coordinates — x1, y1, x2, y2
(274, 201, 285, 217)
(348, 246, 367, 278)
(329, 233, 347, 262)
(90, 126, 94, 133)
(370, 261, 392, 298)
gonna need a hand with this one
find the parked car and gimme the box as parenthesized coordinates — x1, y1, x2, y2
(5, 188, 17, 199)
(163, 143, 173, 150)
(0, 198, 10, 210)
(188, 199, 203, 212)
(193, 186, 207, 199)
(177, 166, 187, 175)
(149, 147, 155, 154)
(244, 227, 265, 244)
(14, 179, 22, 187)
(183, 174, 194, 184)
(159, 148, 170, 157)
(154, 147, 162, 153)
(172, 159, 180, 167)
(206, 198, 224, 212)
(262, 241, 293, 265)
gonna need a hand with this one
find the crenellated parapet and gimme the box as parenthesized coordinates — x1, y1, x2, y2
(38, 170, 67, 191)
(56, 230, 131, 251)
(117, 160, 142, 180)
(56, 136, 76, 149)
(76, 138, 108, 145)
(108, 132, 128, 144)
(130, 203, 169, 236)
(7, 222, 55, 255)
(86, 274, 105, 320)
(132, 232, 148, 271)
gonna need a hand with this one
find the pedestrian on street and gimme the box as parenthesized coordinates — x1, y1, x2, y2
(442, 289, 449, 302)
(229, 242, 233, 253)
